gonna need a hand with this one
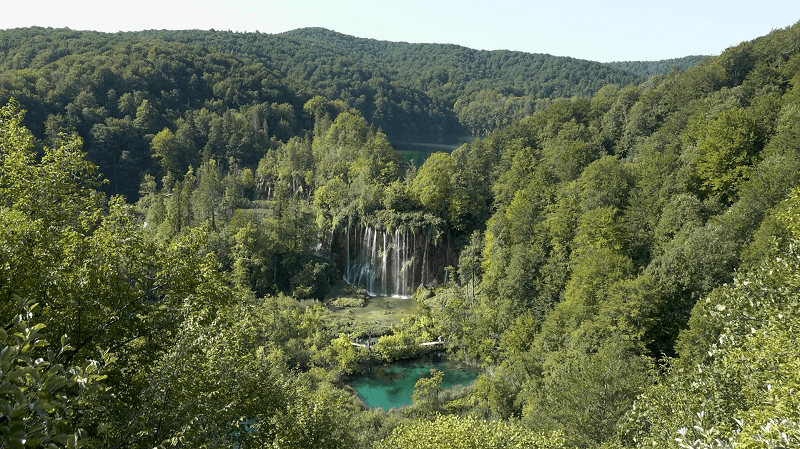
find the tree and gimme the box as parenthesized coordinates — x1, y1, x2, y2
(412, 368, 445, 414)
(133, 98, 158, 133)
(192, 158, 224, 229)
(150, 127, 183, 176)
(88, 116, 144, 198)
(317, 334, 362, 375)
(350, 129, 401, 187)
(541, 118, 602, 183)
(410, 151, 470, 226)
(577, 155, 632, 212)
(150, 119, 197, 177)
(688, 108, 759, 204)
(312, 111, 369, 185)
(458, 230, 484, 301)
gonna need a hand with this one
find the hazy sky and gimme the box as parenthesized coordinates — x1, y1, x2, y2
(2, 1, 798, 62)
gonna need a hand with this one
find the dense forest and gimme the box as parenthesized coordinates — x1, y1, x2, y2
(604, 55, 708, 78)
(2, 19, 800, 448)
(0, 26, 699, 200)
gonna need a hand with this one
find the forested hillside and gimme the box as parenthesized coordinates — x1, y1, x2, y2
(281, 27, 642, 98)
(3, 19, 800, 448)
(605, 55, 708, 78)
(0, 26, 653, 199)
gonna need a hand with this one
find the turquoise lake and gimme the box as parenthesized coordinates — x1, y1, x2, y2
(348, 354, 480, 409)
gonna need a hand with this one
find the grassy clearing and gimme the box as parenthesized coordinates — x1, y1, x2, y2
(325, 281, 419, 338)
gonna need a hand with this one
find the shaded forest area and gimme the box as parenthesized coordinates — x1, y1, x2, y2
(3, 20, 800, 448)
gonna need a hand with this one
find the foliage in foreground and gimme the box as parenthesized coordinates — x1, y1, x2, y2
(376, 414, 566, 449)
(0, 302, 110, 448)
(616, 188, 800, 448)
(0, 98, 361, 448)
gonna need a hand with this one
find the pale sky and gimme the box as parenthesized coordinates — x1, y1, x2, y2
(2, 1, 798, 62)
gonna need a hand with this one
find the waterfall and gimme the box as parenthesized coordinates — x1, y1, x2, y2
(381, 232, 388, 295)
(338, 224, 456, 298)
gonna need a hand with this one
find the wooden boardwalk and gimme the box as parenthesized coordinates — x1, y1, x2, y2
(351, 340, 444, 349)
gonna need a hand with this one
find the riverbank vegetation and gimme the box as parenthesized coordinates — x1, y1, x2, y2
(3, 20, 800, 448)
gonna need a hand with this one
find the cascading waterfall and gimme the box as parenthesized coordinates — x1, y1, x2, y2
(381, 232, 388, 294)
(339, 224, 455, 298)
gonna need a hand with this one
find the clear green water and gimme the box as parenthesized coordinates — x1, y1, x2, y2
(348, 354, 479, 409)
